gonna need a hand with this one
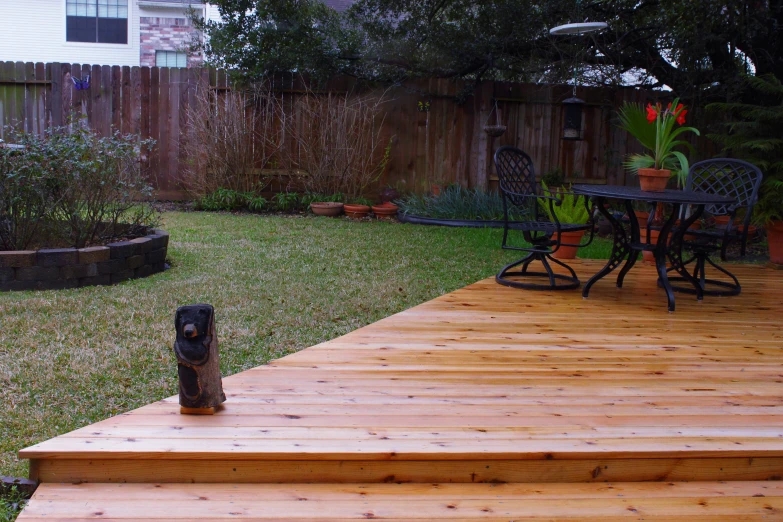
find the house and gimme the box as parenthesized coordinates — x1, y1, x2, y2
(0, 1, 354, 68)
(0, 0, 220, 67)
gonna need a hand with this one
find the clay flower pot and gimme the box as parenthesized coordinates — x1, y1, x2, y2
(637, 168, 670, 192)
(344, 204, 371, 219)
(712, 215, 732, 227)
(634, 210, 650, 228)
(641, 228, 672, 264)
(372, 203, 398, 218)
(550, 229, 585, 260)
(430, 184, 443, 196)
(310, 202, 344, 217)
(766, 220, 783, 264)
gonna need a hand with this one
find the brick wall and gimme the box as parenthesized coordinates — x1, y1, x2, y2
(0, 230, 169, 292)
(140, 16, 202, 68)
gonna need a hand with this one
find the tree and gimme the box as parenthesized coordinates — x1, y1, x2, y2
(198, 0, 783, 102)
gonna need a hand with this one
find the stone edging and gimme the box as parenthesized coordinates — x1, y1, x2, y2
(0, 229, 169, 292)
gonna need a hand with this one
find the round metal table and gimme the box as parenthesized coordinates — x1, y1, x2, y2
(572, 185, 736, 312)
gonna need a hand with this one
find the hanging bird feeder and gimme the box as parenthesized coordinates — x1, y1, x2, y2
(548, 1, 607, 141)
(483, 100, 506, 138)
(562, 97, 585, 141)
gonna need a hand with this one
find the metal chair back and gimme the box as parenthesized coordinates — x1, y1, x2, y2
(687, 159, 763, 224)
(494, 146, 538, 220)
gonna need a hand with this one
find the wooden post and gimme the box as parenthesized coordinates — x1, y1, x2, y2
(174, 304, 226, 415)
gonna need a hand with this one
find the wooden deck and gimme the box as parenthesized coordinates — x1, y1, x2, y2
(17, 260, 783, 520)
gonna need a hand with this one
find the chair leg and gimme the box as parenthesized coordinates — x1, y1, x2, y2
(666, 251, 741, 297)
(496, 252, 580, 291)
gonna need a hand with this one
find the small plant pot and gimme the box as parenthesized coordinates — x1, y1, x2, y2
(641, 228, 671, 264)
(310, 202, 344, 217)
(372, 203, 398, 218)
(550, 229, 585, 259)
(712, 215, 732, 227)
(637, 168, 671, 192)
(634, 210, 650, 228)
(766, 220, 783, 264)
(344, 204, 371, 219)
(737, 223, 758, 238)
(431, 184, 443, 196)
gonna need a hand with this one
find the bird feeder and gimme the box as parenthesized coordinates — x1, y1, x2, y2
(562, 97, 585, 141)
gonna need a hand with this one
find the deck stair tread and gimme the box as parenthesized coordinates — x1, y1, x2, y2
(17, 482, 783, 521)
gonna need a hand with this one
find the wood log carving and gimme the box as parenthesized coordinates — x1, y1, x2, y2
(174, 304, 226, 414)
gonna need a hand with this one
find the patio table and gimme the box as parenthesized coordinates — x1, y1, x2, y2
(572, 184, 735, 312)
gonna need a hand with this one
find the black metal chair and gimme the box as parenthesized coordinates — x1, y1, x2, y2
(494, 146, 594, 290)
(668, 158, 763, 296)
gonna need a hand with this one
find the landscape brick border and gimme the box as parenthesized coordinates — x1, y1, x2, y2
(0, 229, 169, 292)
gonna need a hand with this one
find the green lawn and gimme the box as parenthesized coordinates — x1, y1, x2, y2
(0, 212, 613, 518)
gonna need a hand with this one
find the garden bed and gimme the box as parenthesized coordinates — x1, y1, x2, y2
(0, 228, 169, 292)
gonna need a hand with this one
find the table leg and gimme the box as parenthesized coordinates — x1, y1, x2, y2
(582, 197, 631, 298)
(616, 199, 640, 288)
(656, 204, 680, 312)
(667, 204, 706, 300)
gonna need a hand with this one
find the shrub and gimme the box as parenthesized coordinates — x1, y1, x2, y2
(290, 90, 391, 200)
(195, 188, 268, 212)
(0, 127, 158, 251)
(396, 184, 529, 221)
(182, 83, 282, 198)
(272, 192, 301, 212)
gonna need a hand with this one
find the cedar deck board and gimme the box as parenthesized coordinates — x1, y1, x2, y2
(17, 482, 783, 521)
(19, 261, 783, 484)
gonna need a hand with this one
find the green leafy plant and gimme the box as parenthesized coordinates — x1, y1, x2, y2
(348, 196, 374, 207)
(617, 98, 700, 186)
(539, 182, 590, 225)
(541, 167, 565, 188)
(0, 127, 158, 250)
(396, 184, 528, 221)
(195, 188, 268, 213)
(273, 191, 301, 212)
(708, 74, 783, 225)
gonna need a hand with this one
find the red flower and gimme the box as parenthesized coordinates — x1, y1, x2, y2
(676, 109, 687, 125)
(646, 103, 658, 123)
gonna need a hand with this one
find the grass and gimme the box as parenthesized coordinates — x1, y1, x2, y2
(0, 486, 28, 522)
(0, 212, 614, 487)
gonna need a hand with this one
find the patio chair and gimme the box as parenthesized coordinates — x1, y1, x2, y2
(493, 146, 594, 290)
(668, 158, 763, 296)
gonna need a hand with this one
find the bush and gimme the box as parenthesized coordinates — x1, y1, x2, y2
(195, 188, 268, 212)
(181, 84, 282, 199)
(396, 184, 529, 221)
(0, 127, 158, 250)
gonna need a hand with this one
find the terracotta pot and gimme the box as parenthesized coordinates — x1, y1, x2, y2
(637, 168, 671, 192)
(310, 202, 344, 217)
(634, 210, 650, 228)
(766, 220, 783, 264)
(642, 228, 666, 264)
(712, 215, 732, 226)
(431, 184, 442, 196)
(550, 229, 585, 260)
(372, 203, 398, 218)
(737, 224, 758, 237)
(344, 204, 371, 219)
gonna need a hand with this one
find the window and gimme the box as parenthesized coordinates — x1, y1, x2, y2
(66, 0, 128, 44)
(156, 51, 188, 68)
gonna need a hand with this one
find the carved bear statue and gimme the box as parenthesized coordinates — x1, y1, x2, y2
(174, 304, 226, 414)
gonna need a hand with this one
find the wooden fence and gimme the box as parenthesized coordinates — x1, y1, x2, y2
(0, 61, 717, 199)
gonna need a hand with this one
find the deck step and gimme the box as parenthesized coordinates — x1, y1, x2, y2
(18, 482, 783, 520)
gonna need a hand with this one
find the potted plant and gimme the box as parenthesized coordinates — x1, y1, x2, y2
(540, 182, 590, 259)
(344, 197, 374, 219)
(372, 201, 399, 218)
(755, 181, 783, 264)
(617, 98, 700, 191)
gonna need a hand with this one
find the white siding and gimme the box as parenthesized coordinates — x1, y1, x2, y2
(0, 1, 217, 66)
(0, 0, 137, 66)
